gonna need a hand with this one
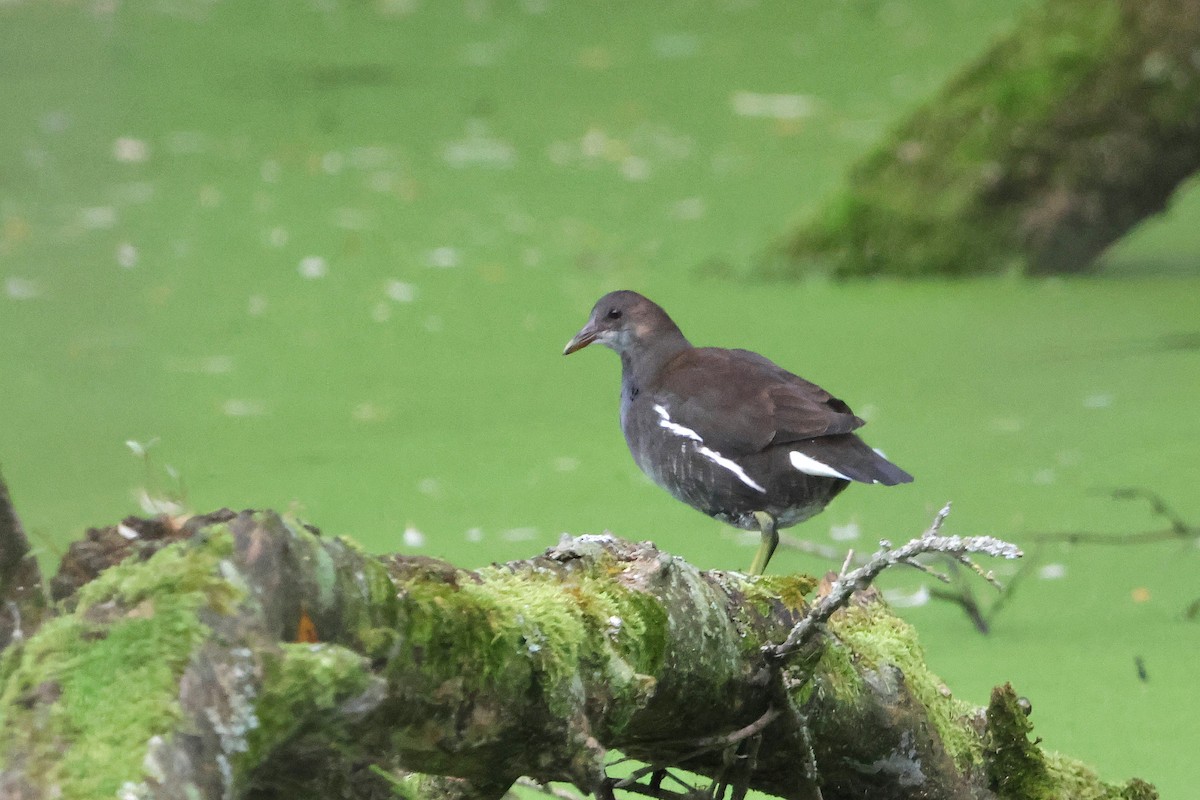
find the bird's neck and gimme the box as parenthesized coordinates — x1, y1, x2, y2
(619, 328, 692, 393)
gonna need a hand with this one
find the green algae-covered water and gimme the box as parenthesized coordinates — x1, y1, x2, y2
(2, 1, 1198, 794)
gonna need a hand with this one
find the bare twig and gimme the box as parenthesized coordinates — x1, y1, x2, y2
(1024, 487, 1197, 545)
(614, 706, 781, 789)
(685, 706, 781, 751)
(1184, 597, 1200, 621)
(776, 533, 845, 561)
(928, 487, 1197, 632)
(785, 700, 824, 800)
(768, 504, 1022, 662)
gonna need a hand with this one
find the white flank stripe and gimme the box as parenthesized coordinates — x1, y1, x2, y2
(789, 450, 851, 481)
(700, 446, 766, 493)
(653, 403, 702, 442)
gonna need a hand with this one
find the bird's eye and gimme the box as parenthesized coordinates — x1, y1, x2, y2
(606, 308, 622, 320)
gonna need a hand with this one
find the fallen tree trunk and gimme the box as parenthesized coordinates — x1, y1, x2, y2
(0, 508, 1156, 800)
(769, 0, 1200, 277)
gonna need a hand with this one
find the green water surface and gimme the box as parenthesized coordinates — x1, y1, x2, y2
(2, 1, 1198, 794)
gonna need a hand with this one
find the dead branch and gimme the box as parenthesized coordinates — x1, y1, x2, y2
(769, 504, 1022, 661)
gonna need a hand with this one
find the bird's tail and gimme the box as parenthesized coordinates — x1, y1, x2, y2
(789, 434, 913, 486)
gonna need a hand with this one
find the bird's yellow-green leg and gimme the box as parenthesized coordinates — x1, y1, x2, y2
(748, 511, 779, 576)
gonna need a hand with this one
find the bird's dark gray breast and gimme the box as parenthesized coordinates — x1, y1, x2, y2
(620, 393, 846, 531)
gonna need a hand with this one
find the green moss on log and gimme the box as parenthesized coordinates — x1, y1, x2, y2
(0, 530, 239, 799)
(245, 642, 380, 772)
(985, 683, 1158, 799)
(826, 601, 982, 769)
(391, 555, 668, 741)
(773, 0, 1200, 277)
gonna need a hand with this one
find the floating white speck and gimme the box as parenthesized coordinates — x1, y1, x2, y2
(460, 41, 501, 67)
(546, 140, 574, 166)
(553, 457, 580, 472)
(385, 280, 416, 303)
(731, 91, 816, 120)
(670, 196, 706, 220)
(426, 247, 460, 268)
(883, 584, 930, 608)
(417, 478, 440, 496)
(260, 159, 281, 183)
(200, 356, 233, 374)
(403, 525, 425, 548)
(221, 399, 266, 417)
(333, 208, 370, 230)
(265, 227, 288, 248)
(321, 151, 345, 175)
(113, 137, 150, 163)
(621, 156, 651, 182)
(501, 527, 538, 542)
(790, 451, 851, 481)
(5, 277, 41, 300)
(652, 32, 700, 59)
(298, 256, 327, 279)
(41, 110, 71, 134)
(734, 530, 760, 547)
(125, 438, 158, 457)
(371, 301, 392, 323)
(581, 128, 607, 158)
(198, 185, 222, 208)
(81, 206, 118, 229)
(829, 521, 861, 541)
(349, 146, 392, 169)
(442, 120, 516, 168)
(1031, 468, 1056, 485)
(1083, 393, 1113, 409)
(366, 171, 396, 193)
(423, 314, 444, 333)
(117, 523, 140, 540)
(24, 146, 48, 169)
(116, 242, 139, 269)
(165, 131, 207, 154)
(990, 417, 1023, 433)
(351, 402, 385, 422)
(247, 295, 268, 317)
(465, 527, 484, 543)
(1056, 450, 1082, 467)
(1038, 563, 1067, 580)
(115, 181, 155, 204)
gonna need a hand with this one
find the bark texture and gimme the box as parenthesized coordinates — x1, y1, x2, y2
(770, 0, 1200, 277)
(0, 508, 1157, 800)
(0, 469, 46, 651)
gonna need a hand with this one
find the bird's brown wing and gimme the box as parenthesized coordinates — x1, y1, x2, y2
(656, 348, 864, 457)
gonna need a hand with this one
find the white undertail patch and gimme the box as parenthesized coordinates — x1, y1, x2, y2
(789, 450, 852, 481)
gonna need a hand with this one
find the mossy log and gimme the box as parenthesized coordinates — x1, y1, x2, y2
(770, 0, 1200, 277)
(0, 509, 1156, 800)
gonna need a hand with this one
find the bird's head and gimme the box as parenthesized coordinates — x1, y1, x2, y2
(563, 290, 679, 356)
